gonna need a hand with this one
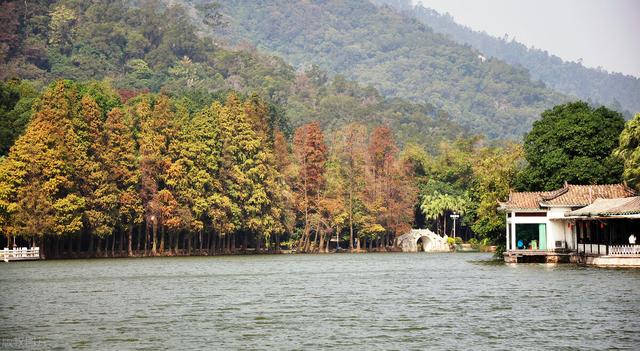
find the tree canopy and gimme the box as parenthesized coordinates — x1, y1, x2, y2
(614, 113, 640, 190)
(516, 101, 625, 191)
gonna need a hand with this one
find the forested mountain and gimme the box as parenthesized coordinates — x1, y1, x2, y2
(374, 0, 640, 116)
(0, 0, 464, 153)
(190, 0, 569, 139)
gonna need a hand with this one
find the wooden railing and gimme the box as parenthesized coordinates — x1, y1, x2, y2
(609, 245, 640, 256)
(1, 247, 40, 262)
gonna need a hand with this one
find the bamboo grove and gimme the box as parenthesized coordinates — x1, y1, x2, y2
(0, 81, 417, 258)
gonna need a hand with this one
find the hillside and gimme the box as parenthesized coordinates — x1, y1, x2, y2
(194, 0, 569, 139)
(375, 0, 640, 116)
(0, 0, 465, 152)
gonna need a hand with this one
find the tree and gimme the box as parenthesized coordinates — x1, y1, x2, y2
(2, 81, 87, 257)
(138, 95, 176, 255)
(77, 96, 118, 254)
(333, 123, 368, 250)
(517, 101, 624, 191)
(470, 143, 524, 246)
(614, 114, 640, 190)
(292, 122, 327, 252)
(365, 126, 415, 248)
(0, 79, 37, 156)
(420, 192, 468, 236)
(104, 107, 143, 256)
(48, 5, 77, 53)
(214, 94, 285, 252)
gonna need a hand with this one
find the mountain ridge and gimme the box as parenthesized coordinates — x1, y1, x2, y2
(189, 0, 569, 139)
(374, 0, 639, 115)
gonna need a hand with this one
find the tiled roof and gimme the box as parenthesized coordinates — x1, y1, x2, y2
(498, 191, 553, 210)
(539, 183, 636, 207)
(566, 196, 640, 216)
(499, 183, 636, 210)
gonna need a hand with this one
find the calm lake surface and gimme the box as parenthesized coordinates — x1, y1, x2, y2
(1, 253, 640, 350)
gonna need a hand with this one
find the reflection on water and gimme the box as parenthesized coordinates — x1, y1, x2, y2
(1, 253, 639, 350)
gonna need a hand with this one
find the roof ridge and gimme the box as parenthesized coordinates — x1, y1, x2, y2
(566, 183, 625, 187)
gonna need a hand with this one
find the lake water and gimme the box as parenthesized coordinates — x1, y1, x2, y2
(1, 253, 639, 350)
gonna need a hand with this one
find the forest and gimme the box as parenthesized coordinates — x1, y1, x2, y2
(200, 0, 568, 139)
(0, 0, 639, 259)
(0, 0, 465, 151)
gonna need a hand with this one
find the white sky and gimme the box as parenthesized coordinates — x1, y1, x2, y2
(414, 0, 640, 77)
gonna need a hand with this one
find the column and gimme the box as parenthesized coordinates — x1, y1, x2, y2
(511, 215, 517, 251)
(505, 213, 510, 251)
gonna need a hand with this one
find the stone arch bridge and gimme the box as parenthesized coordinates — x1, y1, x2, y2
(395, 229, 450, 252)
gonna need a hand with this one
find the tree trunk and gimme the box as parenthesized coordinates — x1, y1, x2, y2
(159, 224, 165, 254)
(319, 232, 325, 253)
(88, 234, 94, 256)
(144, 223, 149, 256)
(444, 213, 447, 237)
(104, 235, 109, 257)
(119, 227, 124, 256)
(243, 232, 248, 253)
(40, 236, 46, 259)
(171, 233, 177, 255)
(349, 191, 354, 251)
(231, 233, 236, 253)
(151, 221, 157, 256)
(256, 234, 262, 253)
(111, 232, 116, 257)
(137, 224, 142, 252)
(127, 225, 133, 257)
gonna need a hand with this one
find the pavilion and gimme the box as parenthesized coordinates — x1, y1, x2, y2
(499, 182, 639, 265)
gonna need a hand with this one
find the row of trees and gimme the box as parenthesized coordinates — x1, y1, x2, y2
(0, 80, 416, 257)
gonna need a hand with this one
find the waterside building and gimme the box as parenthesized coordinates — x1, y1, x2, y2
(499, 183, 640, 267)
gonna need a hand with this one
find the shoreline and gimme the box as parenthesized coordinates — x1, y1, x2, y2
(2, 247, 500, 262)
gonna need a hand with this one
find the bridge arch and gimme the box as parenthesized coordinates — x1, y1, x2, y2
(396, 229, 450, 253)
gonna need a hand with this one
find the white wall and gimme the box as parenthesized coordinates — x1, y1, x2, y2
(506, 207, 575, 250)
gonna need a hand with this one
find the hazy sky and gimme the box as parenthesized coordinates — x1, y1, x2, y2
(414, 0, 640, 77)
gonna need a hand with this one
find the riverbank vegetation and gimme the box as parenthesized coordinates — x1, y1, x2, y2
(0, 0, 637, 259)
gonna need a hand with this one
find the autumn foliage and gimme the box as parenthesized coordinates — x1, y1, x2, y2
(0, 81, 417, 256)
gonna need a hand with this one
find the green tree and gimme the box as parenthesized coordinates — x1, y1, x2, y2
(517, 101, 625, 191)
(0, 79, 37, 156)
(613, 113, 640, 190)
(470, 143, 524, 246)
(104, 107, 143, 256)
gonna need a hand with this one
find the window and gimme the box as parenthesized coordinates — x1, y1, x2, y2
(515, 224, 547, 250)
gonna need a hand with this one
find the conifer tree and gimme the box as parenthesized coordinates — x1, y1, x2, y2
(104, 107, 143, 256)
(333, 123, 368, 251)
(138, 95, 176, 255)
(292, 122, 327, 252)
(4, 81, 87, 256)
